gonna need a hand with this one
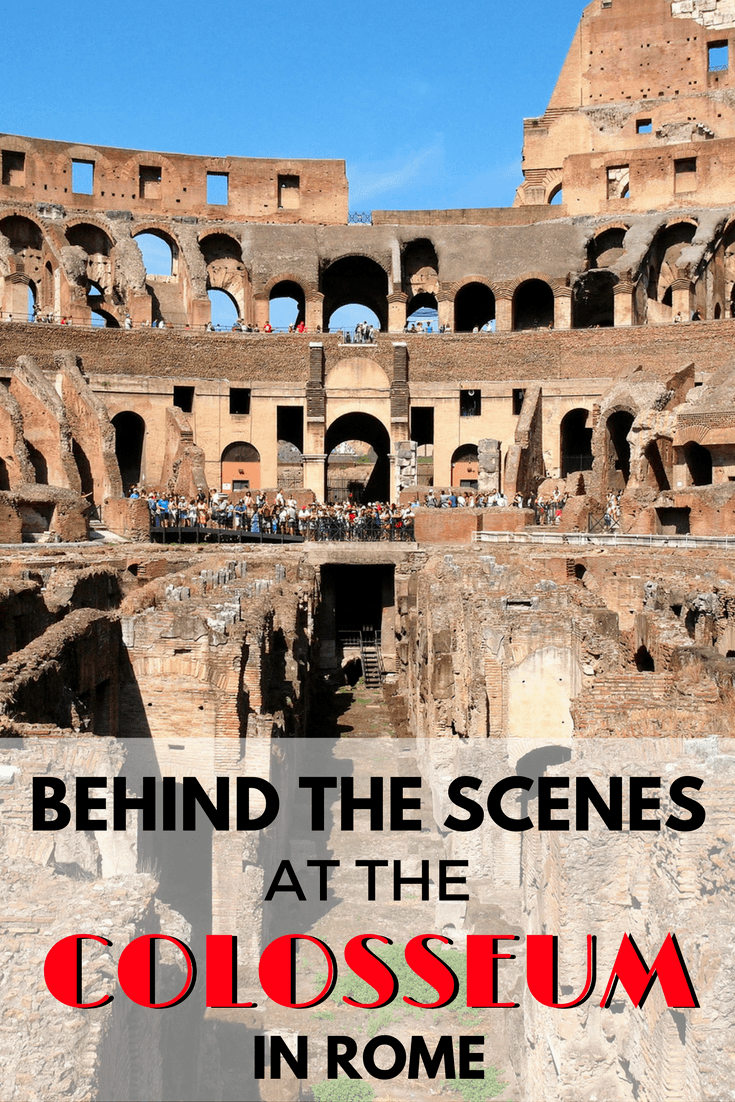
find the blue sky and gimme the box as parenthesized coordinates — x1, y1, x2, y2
(6, 0, 585, 326)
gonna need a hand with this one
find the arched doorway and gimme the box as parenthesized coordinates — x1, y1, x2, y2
(134, 231, 178, 277)
(207, 288, 239, 330)
(322, 256, 389, 332)
(25, 441, 48, 484)
(72, 439, 95, 504)
(325, 413, 391, 503)
(572, 272, 615, 328)
(221, 442, 260, 492)
(606, 411, 635, 488)
(451, 444, 479, 489)
(560, 409, 593, 476)
(406, 292, 438, 331)
(683, 441, 713, 486)
(454, 283, 496, 332)
(269, 280, 306, 330)
(112, 412, 145, 492)
(513, 279, 554, 330)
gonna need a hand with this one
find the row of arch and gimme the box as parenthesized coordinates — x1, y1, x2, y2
(6, 211, 735, 331)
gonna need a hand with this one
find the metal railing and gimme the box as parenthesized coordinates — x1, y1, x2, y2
(300, 516, 415, 542)
(348, 211, 373, 224)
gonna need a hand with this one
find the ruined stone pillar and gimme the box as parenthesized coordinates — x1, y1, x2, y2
(254, 292, 269, 329)
(495, 294, 513, 332)
(478, 438, 501, 493)
(388, 291, 408, 333)
(305, 342, 326, 497)
(302, 453, 326, 498)
(671, 277, 694, 321)
(438, 291, 453, 330)
(190, 298, 210, 330)
(394, 440, 418, 495)
(305, 292, 323, 333)
(613, 280, 635, 327)
(553, 287, 573, 330)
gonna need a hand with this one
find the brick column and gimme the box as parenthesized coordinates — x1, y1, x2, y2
(495, 295, 513, 332)
(305, 342, 326, 497)
(671, 277, 693, 322)
(388, 291, 408, 333)
(613, 280, 635, 327)
(553, 287, 573, 330)
(438, 291, 453, 330)
(305, 292, 323, 333)
(253, 292, 269, 329)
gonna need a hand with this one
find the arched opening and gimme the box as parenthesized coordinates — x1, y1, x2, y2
(715, 302, 722, 319)
(322, 256, 389, 332)
(406, 292, 438, 331)
(644, 440, 671, 491)
(588, 227, 627, 269)
(66, 223, 112, 256)
(134, 231, 177, 277)
(207, 288, 238, 330)
(325, 413, 391, 503)
(548, 184, 563, 205)
(91, 307, 120, 328)
(606, 411, 634, 487)
(455, 283, 496, 332)
(25, 441, 48, 484)
(451, 444, 479, 489)
(0, 457, 9, 491)
(560, 409, 593, 476)
(402, 239, 439, 301)
(221, 441, 261, 493)
(573, 271, 615, 328)
(644, 221, 696, 323)
(112, 412, 145, 493)
(72, 438, 95, 503)
(683, 441, 713, 486)
(0, 215, 43, 254)
(269, 280, 306, 330)
(635, 645, 655, 672)
(27, 283, 37, 322)
(513, 279, 554, 330)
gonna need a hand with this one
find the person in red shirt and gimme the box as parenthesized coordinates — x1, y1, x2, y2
(263, 321, 273, 333)
(296, 320, 306, 333)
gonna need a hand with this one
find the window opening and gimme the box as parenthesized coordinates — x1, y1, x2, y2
(636, 118, 652, 133)
(72, 160, 94, 195)
(207, 172, 229, 206)
(460, 389, 482, 417)
(675, 158, 697, 193)
(173, 386, 194, 413)
(229, 388, 251, 415)
(513, 389, 526, 415)
(2, 150, 25, 186)
(139, 165, 162, 199)
(708, 41, 729, 71)
(278, 174, 301, 209)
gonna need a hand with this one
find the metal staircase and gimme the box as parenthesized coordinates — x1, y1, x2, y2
(359, 630, 384, 688)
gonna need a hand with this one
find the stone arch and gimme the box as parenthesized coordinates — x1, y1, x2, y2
(572, 270, 616, 328)
(683, 441, 713, 486)
(325, 411, 391, 503)
(643, 220, 697, 322)
(133, 225, 181, 278)
(402, 239, 439, 301)
(453, 279, 496, 331)
(451, 443, 479, 487)
(112, 412, 146, 491)
(587, 225, 629, 269)
(513, 277, 555, 330)
(605, 408, 636, 489)
(321, 255, 389, 331)
(221, 441, 261, 492)
(268, 278, 306, 329)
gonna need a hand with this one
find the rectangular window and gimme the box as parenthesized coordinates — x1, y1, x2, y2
(229, 387, 251, 415)
(512, 388, 526, 415)
(675, 157, 697, 193)
(139, 165, 162, 199)
(411, 407, 434, 446)
(606, 164, 630, 200)
(277, 405, 304, 452)
(173, 386, 194, 413)
(72, 159, 94, 195)
(1, 150, 25, 187)
(233, 479, 250, 491)
(460, 389, 481, 417)
(708, 41, 729, 71)
(278, 174, 300, 209)
(207, 172, 228, 205)
(636, 118, 652, 134)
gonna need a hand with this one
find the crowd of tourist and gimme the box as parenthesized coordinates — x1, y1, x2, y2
(133, 487, 417, 540)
